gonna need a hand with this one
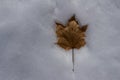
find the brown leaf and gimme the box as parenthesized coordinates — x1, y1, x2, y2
(55, 15, 88, 50)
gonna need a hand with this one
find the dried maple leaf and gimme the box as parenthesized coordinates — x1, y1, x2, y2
(55, 15, 88, 72)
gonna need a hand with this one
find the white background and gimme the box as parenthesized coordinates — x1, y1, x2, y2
(0, 0, 120, 80)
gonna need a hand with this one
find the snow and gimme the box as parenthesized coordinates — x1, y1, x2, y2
(0, 0, 120, 80)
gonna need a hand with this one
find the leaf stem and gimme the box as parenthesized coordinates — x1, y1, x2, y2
(72, 48, 74, 72)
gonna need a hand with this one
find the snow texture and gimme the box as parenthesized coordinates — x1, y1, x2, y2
(0, 0, 120, 80)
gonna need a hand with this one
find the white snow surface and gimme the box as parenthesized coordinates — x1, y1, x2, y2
(0, 0, 120, 80)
